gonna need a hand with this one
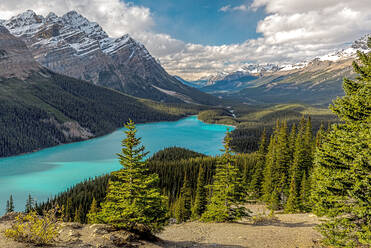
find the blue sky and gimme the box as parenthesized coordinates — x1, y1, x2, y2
(129, 0, 266, 45)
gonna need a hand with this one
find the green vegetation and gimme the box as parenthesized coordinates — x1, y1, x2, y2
(5, 208, 61, 245)
(98, 120, 168, 233)
(5, 195, 14, 213)
(311, 42, 370, 247)
(0, 71, 205, 157)
(37, 147, 258, 224)
(201, 132, 248, 222)
(198, 103, 338, 153)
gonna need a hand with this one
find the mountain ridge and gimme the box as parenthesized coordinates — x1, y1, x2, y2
(1, 10, 218, 105)
(0, 28, 203, 157)
(178, 34, 370, 104)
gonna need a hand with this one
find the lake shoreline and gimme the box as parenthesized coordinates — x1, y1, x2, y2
(0, 114, 195, 160)
(0, 115, 233, 215)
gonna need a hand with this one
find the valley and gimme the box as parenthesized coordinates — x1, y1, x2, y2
(0, 5, 369, 248)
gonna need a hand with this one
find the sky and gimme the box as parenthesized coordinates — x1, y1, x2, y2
(0, 0, 370, 80)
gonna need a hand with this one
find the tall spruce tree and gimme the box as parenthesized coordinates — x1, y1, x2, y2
(201, 131, 248, 222)
(6, 195, 14, 213)
(262, 135, 275, 202)
(74, 205, 83, 223)
(174, 174, 192, 223)
(271, 121, 290, 209)
(191, 165, 207, 219)
(288, 123, 297, 163)
(249, 129, 266, 198)
(312, 40, 371, 247)
(285, 170, 300, 213)
(87, 197, 99, 224)
(25, 194, 34, 213)
(98, 120, 168, 233)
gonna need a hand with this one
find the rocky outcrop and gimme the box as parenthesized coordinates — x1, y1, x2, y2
(0, 25, 40, 79)
(2, 10, 217, 104)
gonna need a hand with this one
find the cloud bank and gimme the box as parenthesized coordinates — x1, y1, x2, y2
(0, 0, 370, 80)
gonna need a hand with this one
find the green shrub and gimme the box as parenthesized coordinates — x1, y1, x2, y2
(5, 208, 61, 245)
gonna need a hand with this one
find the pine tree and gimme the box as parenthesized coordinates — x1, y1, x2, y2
(174, 174, 192, 223)
(87, 197, 99, 224)
(191, 165, 207, 219)
(249, 129, 266, 198)
(64, 198, 73, 222)
(262, 135, 275, 202)
(25, 194, 34, 213)
(288, 123, 297, 159)
(285, 170, 300, 213)
(74, 205, 82, 223)
(299, 171, 311, 212)
(201, 131, 248, 222)
(271, 121, 290, 208)
(302, 117, 314, 175)
(314, 122, 325, 148)
(312, 39, 371, 247)
(98, 120, 168, 233)
(6, 195, 14, 213)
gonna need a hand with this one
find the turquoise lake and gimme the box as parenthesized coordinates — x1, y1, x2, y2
(0, 116, 233, 214)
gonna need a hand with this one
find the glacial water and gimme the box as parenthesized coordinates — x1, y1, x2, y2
(0, 116, 233, 214)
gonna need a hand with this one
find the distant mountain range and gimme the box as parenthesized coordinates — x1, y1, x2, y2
(0, 25, 203, 157)
(0, 10, 218, 105)
(176, 34, 370, 105)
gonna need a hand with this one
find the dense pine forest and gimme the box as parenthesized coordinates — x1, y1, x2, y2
(198, 104, 339, 153)
(0, 71, 205, 157)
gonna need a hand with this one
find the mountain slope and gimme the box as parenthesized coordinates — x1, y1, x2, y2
(1, 10, 218, 105)
(0, 26, 201, 157)
(185, 34, 369, 105)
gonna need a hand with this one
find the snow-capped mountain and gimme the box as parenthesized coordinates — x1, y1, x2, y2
(1, 10, 217, 105)
(195, 34, 370, 85)
(186, 34, 369, 104)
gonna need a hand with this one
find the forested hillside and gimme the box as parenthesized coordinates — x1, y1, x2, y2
(198, 104, 339, 153)
(0, 71, 204, 157)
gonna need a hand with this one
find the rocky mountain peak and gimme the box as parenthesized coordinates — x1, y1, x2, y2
(6, 10, 43, 29)
(351, 34, 370, 50)
(61, 11, 108, 40)
(1, 10, 217, 104)
(45, 12, 59, 22)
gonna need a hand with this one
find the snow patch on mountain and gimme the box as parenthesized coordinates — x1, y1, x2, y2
(195, 34, 370, 83)
(1, 10, 153, 61)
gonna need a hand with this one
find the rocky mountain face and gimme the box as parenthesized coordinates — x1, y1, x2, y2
(0, 25, 41, 79)
(188, 34, 370, 104)
(1, 10, 217, 105)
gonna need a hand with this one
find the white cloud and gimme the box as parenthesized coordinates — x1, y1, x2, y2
(0, 0, 370, 80)
(219, 4, 248, 12)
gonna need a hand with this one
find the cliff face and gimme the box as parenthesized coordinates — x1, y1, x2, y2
(1, 10, 218, 104)
(0, 25, 40, 79)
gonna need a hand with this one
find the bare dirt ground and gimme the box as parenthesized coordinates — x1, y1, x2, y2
(0, 205, 323, 248)
(149, 205, 322, 248)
